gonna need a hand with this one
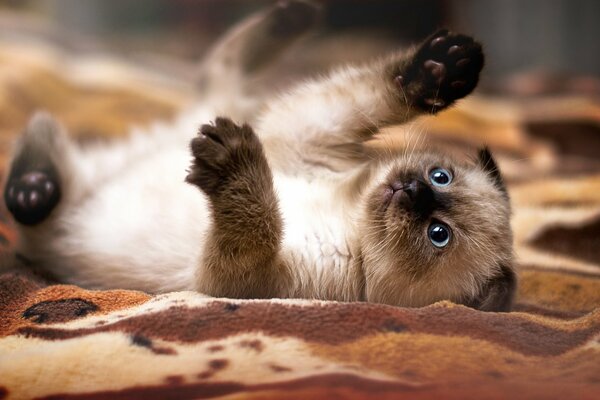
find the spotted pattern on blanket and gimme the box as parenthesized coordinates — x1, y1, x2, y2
(0, 40, 599, 400)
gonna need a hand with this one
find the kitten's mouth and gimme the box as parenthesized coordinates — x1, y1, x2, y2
(382, 186, 394, 208)
(382, 183, 412, 211)
(382, 180, 435, 219)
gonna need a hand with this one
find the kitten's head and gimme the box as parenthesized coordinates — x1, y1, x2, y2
(360, 148, 515, 311)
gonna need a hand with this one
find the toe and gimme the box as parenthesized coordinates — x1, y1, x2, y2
(424, 60, 446, 84)
(29, 190, 40, 208)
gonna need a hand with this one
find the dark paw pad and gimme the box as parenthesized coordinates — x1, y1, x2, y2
(4, 171, 60, 225)
(186, 117, 264, 196)
(395, 29, 484, 112)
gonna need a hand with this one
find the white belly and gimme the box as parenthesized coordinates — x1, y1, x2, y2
(22, 149, 356, 296)
(45, 147, 210, 292)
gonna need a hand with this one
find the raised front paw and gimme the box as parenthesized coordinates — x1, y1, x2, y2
(395, 29, 484, 113)
(186, 117, 266, 196)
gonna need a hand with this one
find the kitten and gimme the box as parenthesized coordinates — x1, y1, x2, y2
(3, 4, 516, 311)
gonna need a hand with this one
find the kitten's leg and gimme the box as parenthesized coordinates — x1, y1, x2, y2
(4, 112, 72, 225)
(186, 117, 289, 298)
(198, 0, 319, 121)
(258, 30, 484, 166)
(198, 0, 318, 79)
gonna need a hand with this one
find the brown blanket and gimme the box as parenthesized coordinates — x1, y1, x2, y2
(0, 40, 599, 400)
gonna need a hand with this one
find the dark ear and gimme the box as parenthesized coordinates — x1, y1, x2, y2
(466, 264, 517, 312)
(477, 147, 508, 198)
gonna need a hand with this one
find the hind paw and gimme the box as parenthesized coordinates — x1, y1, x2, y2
(4, 170, 60, 225)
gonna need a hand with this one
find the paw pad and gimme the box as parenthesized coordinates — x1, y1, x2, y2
(4, 170, 60, 225)
(395, 29, 484, 113)
(419, 30, 484, 110)
(186, 117, 264, 197)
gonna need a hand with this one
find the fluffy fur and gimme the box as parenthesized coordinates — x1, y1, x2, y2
(3, 2, 516, 311)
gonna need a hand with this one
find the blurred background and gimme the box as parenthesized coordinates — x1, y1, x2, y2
(1, 0, 599, 89)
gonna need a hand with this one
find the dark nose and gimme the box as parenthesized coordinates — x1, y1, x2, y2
(392, 179, 435, 218)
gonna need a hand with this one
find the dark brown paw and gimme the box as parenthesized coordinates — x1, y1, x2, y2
(186, 117, 266, 196)
(4, 170, 61, 225)
(395, 29, 484, 113)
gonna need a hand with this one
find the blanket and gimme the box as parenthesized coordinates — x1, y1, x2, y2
(0, 36, 599, 400)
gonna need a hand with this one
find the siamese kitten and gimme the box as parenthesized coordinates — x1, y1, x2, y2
(3, 3, 516, 311)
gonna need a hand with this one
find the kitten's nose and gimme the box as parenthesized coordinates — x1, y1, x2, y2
(392, 179, 435, 216)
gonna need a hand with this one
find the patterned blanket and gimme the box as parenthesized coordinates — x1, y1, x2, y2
(0, 38, 599, 400)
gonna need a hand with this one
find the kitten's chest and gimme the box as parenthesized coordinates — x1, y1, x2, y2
(275, 174, 348, 243)
(274, 174, 358, 294)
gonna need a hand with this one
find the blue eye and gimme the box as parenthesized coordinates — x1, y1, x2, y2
(429, 168, 452, 187)
(428, 223, 451, 248)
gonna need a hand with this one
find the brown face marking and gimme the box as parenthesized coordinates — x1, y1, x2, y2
(363, 149, 514, 308)
(22, 299, 98, 324)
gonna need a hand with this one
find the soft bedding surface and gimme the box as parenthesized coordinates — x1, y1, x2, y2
(0, 39, 599, 400)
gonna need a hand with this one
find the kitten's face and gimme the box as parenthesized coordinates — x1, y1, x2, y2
(360, 149, 513, 309)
